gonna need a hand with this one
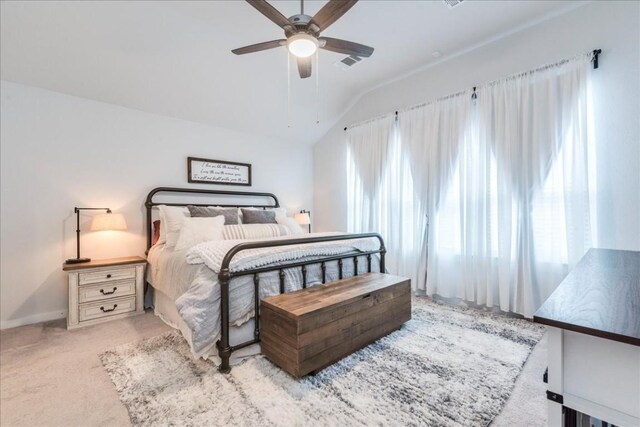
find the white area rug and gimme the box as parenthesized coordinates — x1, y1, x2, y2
(100, 297, 544, 427)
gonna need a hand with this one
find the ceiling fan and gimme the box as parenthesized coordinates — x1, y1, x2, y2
(232, 0, 374, 79)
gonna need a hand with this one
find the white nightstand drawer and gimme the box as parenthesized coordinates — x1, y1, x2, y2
(78, 280, 136, 303)
(65, 257, 145, 329)
(79, 267, 135, 285)
(79, 296, 136, 322)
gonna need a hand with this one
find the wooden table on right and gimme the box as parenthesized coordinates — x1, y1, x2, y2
(534, 249, 639, 427)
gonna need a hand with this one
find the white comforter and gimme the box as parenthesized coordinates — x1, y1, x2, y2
(155, 233, 381, 356)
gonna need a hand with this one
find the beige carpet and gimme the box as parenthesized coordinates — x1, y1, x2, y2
(0, 311, 547, 426)
(0, 312, 171, 426)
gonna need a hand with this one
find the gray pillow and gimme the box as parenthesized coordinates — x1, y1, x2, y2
(240, 208, 277, 224)
(187, 206, 238, 225)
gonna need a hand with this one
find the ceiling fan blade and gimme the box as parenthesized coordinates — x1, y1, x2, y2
(311, 0, 358, 32)
(320, 37, 374, 58)
(246, 0, 293, 31)
(297, 57, 312, 79)
(232, 39, 285, 55)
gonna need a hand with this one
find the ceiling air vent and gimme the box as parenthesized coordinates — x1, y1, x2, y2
(333, 55, 363, 71)
(443, 0, 464, 9)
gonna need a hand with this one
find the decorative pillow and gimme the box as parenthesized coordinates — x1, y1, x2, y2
(152, 220, 161, 245)
(158, 205, 190, 248)
(187, 206, 239, 225)
(174, 216, 225, 252)
(276, 217, 304, 235)
(240, 209, 277, 224)
(240, 207, 287, 222)
(223, 224, 291, 240)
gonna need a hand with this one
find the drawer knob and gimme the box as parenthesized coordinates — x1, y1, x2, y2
(100, 304, 118, 313)
(100, 287, 117, 295)
(106, 274, 112, 279)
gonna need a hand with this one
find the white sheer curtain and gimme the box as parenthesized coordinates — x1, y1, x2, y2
(347, 114, 418, 276)
(346, 53, 594, 317)
(432, 53, 593, 316)
(397, 92, 474, 292)
(346, 114, 395, 234)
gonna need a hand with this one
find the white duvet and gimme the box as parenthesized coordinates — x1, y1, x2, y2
(150, 233, 381, 357)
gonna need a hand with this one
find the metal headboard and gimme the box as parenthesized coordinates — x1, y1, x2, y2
(144, 186, 280, 251)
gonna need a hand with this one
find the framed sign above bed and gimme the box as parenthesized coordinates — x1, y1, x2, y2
(187, 157, 252, 186)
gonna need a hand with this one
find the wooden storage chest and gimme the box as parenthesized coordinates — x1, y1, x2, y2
(260, 272, 411, 377)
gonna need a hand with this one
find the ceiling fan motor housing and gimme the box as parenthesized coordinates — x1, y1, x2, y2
(286, 14, 319, 37)
(289, 14, 312, 25)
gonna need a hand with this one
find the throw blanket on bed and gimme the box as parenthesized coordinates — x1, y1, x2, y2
(176, 233, 382, 356)
(186, 232, 379, 272)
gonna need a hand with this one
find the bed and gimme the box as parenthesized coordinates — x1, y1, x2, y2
(144, 187, 387, 373)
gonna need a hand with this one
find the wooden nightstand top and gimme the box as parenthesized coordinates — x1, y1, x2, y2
(63, 256, 146, 271)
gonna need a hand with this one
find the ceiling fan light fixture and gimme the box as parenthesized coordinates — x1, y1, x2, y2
(287, 33, 318, 58)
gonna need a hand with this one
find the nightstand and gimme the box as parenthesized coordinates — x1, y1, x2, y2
(63, 256, 146, 330)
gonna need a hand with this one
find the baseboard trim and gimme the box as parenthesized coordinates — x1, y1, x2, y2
(1, 309, 67, 330)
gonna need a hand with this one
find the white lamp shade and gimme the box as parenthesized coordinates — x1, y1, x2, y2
(90, 213, 127, 231)
(294, 212, 311, 225)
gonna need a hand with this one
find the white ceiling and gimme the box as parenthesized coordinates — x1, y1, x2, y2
(1, 1, 582, 144)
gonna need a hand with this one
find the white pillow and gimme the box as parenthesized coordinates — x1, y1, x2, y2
(272, 207, 287, 219)
(276, 217, 304, 235)
(174, 216, 225, 251)
(158, 205, 190, 248)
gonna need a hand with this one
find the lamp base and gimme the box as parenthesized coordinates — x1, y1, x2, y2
(65, 257, 91, 265)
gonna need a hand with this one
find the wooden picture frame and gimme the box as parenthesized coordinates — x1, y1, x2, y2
(187, 157, 252, 186)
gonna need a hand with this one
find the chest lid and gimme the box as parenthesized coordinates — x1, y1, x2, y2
(261, 273, 410, 321)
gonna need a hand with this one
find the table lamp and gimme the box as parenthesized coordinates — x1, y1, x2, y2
(294, 210, 311, 233)
(65, 207, 127, 264)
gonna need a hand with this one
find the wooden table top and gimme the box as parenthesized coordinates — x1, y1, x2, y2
(62, 256, 146, 271)
(534, 248, 640, 346)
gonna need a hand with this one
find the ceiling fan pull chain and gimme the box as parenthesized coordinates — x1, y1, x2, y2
(287, 50, 291, 128)
(316, 49, 320, 124)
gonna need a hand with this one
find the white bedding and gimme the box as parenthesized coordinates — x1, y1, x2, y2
(153, 288, 259, 362)
(147, 232, 381, 358)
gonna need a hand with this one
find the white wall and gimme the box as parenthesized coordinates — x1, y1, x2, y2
(314, 1, 640, 253)
(0, 81, 313, 329)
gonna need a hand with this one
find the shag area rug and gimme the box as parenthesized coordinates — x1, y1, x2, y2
(100, 297, 544, 427)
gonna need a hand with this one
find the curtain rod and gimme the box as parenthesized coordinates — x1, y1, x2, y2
(344, 49, 601, 132)
(342, 111, 397, 132)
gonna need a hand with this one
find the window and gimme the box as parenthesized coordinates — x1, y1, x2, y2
(435, 134, 500, 258)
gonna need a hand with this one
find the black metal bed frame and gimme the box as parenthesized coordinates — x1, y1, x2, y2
(145, 187, 386, 373)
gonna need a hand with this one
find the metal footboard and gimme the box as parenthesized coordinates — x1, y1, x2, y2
(216, 233, 386, 373)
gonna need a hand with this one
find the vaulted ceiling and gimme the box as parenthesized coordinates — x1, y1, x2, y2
(1, 1, 583, 144)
